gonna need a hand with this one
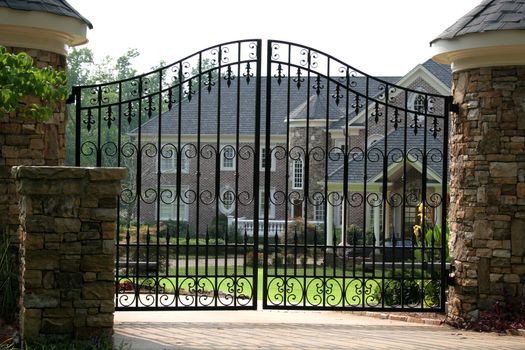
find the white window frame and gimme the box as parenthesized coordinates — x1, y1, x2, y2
(292, 158, 303, 189)
(260, 146, 276, 172)
(259, 187, 276, 219)
(159, 144, 189, 174)
(314, 198, 325, 222)
(220, 144, 236, 171)
(219, 186, 235, 215)
(159, 185, 189, 221)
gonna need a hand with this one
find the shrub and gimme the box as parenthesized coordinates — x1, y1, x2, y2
(0, 235, 18, 326)
(282, 218, 325, 245)
(371, 270, 441, 307)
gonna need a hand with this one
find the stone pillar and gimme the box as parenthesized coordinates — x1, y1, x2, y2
(431, 5, 525, 321)
(447, 66, 525, 320)
(13, 166, 126, 342)
(0, 48, 67, 240)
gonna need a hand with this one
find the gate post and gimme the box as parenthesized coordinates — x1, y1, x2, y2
(432, 3, 525, 321)
(13, 166, 126, 342)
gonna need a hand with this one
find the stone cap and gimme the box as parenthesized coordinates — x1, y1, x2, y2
(12, 166, 128, 181)
(431, 0, 525, 72)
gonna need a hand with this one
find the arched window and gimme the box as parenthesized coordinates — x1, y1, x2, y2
(219, 187, 235, 215)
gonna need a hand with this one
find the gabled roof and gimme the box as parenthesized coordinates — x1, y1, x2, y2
(327, 126, 444, 184)
(421, 59, 453, 88)
(330, 60, 452, 131)
(0, 0, 93, 28)
(432, 0, 525, 42)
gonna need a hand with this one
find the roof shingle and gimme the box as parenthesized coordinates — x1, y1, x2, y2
(432, 0, 525, 42)
(0, 0, 92, 28)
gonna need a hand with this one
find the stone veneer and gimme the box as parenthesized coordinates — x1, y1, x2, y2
(13, 166, 126, 342)
(448, 66, 525, 320)
(0, 47, 67, 241)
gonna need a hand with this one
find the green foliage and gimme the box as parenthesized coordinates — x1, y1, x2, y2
(414, 225, 450, 263)
(0, 46, 68, 121)
(282, 218, 325, 245)
(371, 270, 441, 308)
(0, 235, 18, 325)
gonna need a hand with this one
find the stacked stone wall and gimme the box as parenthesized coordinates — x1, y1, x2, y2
(448, 66, 525, 320)
(13, 166, 126, 342)
(0, 47, 67, 240)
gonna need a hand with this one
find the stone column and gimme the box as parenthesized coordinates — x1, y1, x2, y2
(0, 48, 67, 240)
(13, 166, 126, 342)
(431, 8, 525, 320)
(447, 66, 525, 320)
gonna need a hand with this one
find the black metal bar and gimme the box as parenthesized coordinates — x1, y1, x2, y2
(253, 39, 262, 308)
(262, 40, 272, 308)
(441, 96, 450, 312)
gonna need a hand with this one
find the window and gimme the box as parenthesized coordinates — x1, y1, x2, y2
(413, 94, 426, 114)
(159, 186, 189, 221)
(260, 147, 275, 171)
(160, 145, 189, 173)
(314, 198, 325, 222)
(219, 187, 235, 215)
(221, 145, 235, 171)
(292, 158, 303, 189)
(259, 188, 276, 219)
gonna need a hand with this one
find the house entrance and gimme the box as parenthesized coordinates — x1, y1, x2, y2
(71, 39, 451, 311)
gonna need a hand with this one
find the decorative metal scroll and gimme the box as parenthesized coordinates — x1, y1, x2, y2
(72, 39, 450, 312)
(262, 40, 449, 311)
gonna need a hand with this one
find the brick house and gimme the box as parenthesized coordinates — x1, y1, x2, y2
(134, 59, 451, 242)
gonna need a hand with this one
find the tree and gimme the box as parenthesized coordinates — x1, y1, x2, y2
(65, 47, 142, 164)
(0, 46, 68, 121)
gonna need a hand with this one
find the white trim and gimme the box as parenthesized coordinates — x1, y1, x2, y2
(0, 8, 89, 55)
(368, 156, 442, 184)
(347, 65, 450, 126)
(431, 30, 525, 72)
(288, 119, 331, 128)
(260, 146, 276, 172)
(367, 134, 382, 148)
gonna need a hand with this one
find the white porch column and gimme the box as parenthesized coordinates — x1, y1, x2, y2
(435, 192, 442, 227)
(326, 200, 334, 246)
(384, 192, 391, 241)
(341, 197, 347, 244)
(373, 203, 380, 245)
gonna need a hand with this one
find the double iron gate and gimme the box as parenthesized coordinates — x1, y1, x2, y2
(71, 39, 450, 311)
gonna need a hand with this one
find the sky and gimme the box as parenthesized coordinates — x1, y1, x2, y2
(67, 0, 481, 77)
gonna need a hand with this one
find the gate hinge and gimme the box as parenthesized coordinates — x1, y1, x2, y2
(66, 86, 80, 105)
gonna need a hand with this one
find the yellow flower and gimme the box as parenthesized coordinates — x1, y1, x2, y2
(413, 224, 422, 239)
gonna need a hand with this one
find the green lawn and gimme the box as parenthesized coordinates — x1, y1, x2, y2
(118, 267, 386, 306)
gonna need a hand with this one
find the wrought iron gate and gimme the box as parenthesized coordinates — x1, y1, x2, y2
(71, 39, 450, 311)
